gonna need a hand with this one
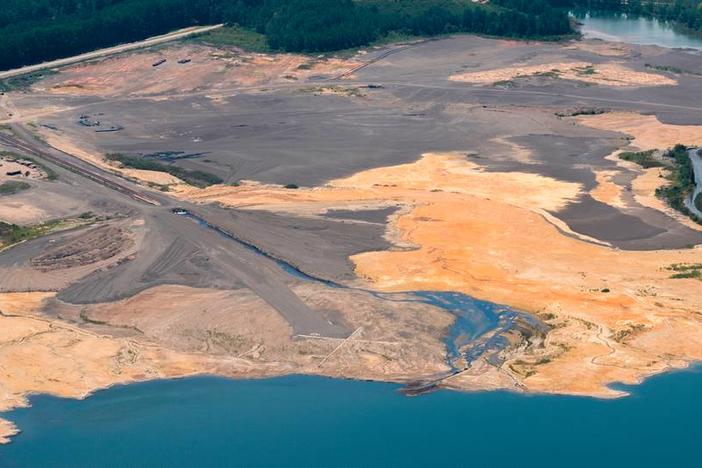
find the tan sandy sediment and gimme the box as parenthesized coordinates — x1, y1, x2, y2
(176, 152, 580, 213)
(0, 290, 289, 444)
(564, 40, 632, 57)
(450, 62, 676, 87)
(630, 167, 679, 218)
(41, 132, 116, 172)
(3, 140, 702, 433)
(177, 151, 702, 397)
(0, 200, 48, 225)
(577, 112, 702, 232)
(83, 283, 452, 380)
(576, 112, 702, 151)
(5, 35, 702, 449)
(591, 169, 626, 208)
(8, 127, 702, 400)
(490, 137, 536, 164)
(121, 168, 182, 185)
(345, 166, 702, 397)
(39, 131, 188, 186)
(0, 281, 453, 443)
(0, 104, 70, 125)
(0, 419, 19, 444)
(36, 45, 359, 98)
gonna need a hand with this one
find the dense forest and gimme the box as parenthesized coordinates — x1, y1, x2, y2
(570, 0, 702, 32)
(0, 0, 574, 71)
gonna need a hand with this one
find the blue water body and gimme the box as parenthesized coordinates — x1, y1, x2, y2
(1, 371, 701, 467)
(20, 211, 684, 466)
(574, 11, 702, 50)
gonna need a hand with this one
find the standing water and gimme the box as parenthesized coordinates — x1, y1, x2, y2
(2, 371, 702, 467)
(574, 11, 702, 50)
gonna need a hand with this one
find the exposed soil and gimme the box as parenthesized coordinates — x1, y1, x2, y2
(30, 224, 133, 271)
(180, 151, 702, 397)
(36, 44, 359, 98)
(3, 34, 702, 440)
(450, 61, 676, 87)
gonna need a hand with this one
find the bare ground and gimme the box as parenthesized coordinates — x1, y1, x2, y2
(3, 34, 702, 441)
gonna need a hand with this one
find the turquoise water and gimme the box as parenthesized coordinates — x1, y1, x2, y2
(574, 12, 702, 50)
(2, 370, 701, 467)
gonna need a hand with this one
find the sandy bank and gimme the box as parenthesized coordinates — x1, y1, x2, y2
(0, 419, 19, 444)
(577, 112, 702, 232)
(0, 277, 459, 443)
(0, 291, 283, 443)
(450, 62, 676, 87)
(175, 150, 702, 397)
(577, 112, 702, 151)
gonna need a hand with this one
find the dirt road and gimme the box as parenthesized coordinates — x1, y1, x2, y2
(0, 124, 351, 339)
(0, 24, 223, 79)
(685, 148, 702, 218)
(0, 125, 162, 206)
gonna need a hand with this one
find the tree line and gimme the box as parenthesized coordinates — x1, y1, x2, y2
(0, 0, 574, 71)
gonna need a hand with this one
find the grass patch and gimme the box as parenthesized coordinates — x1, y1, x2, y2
(0, 180, 30, 195)
(493, 79, 515, 88)
(532, 70, 561, 78)
(667, 263, 702, 280)
(106, 153, 222, 188)
(0, 213, 103, 249)
(670, 271, 702, 279)
(555, 107, 607, 117)
(194, 26, 270, 53)
(301, 85, 365, 97)
(644, 63, 702, 76)
(0, 219, 63, 246)
(619, 149, 665, 169)
(570, 108, 606, 116)
(0, 70, 57, 92)
(612, 323, 647, 342)
(576, 65, 597, 75)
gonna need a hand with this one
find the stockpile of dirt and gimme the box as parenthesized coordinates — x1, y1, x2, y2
(31, 225, 132, 271)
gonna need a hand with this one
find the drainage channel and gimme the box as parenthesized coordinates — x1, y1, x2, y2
(173, 208, 544, 375)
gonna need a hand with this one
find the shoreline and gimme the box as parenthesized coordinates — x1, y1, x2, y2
(4, 362, 702, 446)
(3, 29, 702, 448)
(0, 419, 19, 445)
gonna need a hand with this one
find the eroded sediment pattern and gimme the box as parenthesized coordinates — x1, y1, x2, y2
(3, 33, 702, 442)
(180, 148, 702, 397)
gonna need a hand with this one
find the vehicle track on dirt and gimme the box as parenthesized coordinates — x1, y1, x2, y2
(0, 129, 161, 206)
